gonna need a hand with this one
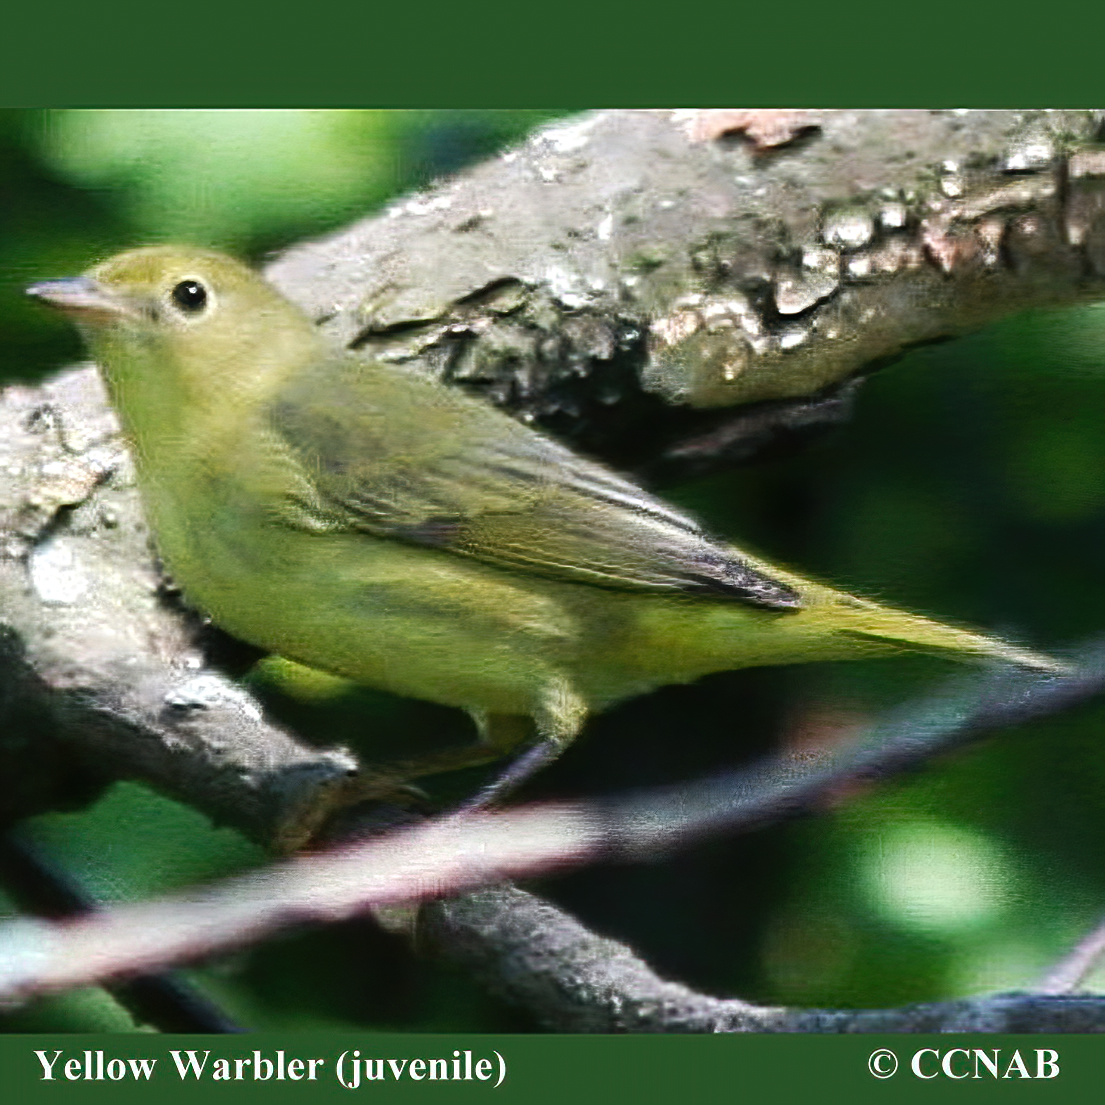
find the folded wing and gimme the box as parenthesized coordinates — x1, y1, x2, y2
(268, 358, 800, 609)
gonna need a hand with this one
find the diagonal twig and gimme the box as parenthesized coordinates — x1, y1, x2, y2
(0, 830, 244, 1032)
(606, 641, 1105, 856)
(1037, 913, 1105, 995)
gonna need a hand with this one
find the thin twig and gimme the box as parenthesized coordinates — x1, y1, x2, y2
(0, 803, 602, 1006)
(606, 643, 1105, 857)
(1037, 914, 1105, 995)
(0, 830, 244, 1032)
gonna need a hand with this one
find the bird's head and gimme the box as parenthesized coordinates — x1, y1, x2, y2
(28, 246, 323, 416)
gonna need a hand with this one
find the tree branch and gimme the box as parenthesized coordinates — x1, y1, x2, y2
(0, 831, 243, 1032)
(604, 642, 1105, 856)
(0, 368, 365, 851)
(270, 109, 1105, 474)
(424, 887, 1105, 1032)
(1, 652, 1102, 1028)
(1037, 913, 1105, 996)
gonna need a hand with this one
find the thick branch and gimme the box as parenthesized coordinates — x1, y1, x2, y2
(271, 109, 1105, 473)
(424, 887, 1105, 1033)
(0, 368, 365, 850)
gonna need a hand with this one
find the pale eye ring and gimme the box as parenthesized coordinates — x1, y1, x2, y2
(170, 279, 208, 314)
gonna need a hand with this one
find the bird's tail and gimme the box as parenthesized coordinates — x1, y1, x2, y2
(742, 556, 1068, 674)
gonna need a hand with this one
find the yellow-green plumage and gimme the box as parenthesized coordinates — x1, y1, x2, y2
(28, 247, 1061, 792)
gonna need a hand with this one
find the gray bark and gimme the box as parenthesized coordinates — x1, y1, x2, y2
(271, 109, 1105, 475)
(0, 368, 363, 850)
(424, 888, 1105, 1033)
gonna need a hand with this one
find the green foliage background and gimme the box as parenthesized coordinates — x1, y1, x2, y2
(2, 109, 1104, 1031)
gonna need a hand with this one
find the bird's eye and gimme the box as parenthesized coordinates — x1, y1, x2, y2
(171, 280, 208, 313)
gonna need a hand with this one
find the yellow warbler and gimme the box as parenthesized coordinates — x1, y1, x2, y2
(28, 247, 1061, 800)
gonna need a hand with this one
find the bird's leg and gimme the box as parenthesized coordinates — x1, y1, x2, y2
(341, 713, 535, 805)
(354, 744, 503, 794)
(333, 681, 586, 818)
(457, 678, 587, 812)
(453, 739, 562, 812)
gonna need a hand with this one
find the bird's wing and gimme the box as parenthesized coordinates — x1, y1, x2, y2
(266, 358, 800, 609)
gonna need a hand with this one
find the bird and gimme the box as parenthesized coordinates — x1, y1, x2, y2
(27, 246, 1064, 806)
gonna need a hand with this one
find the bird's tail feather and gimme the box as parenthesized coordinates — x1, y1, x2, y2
(744, 556, 1068, 674)
(831, 597, 1066, 673)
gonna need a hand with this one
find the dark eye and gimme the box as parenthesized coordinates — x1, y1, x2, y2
(171, 280, 207, 313)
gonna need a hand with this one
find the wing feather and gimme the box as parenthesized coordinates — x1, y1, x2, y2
(267, 358, 800, 609)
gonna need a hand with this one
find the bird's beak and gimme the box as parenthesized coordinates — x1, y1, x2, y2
(26, 277, 138, 324)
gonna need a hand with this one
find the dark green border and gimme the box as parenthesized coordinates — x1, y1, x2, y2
(2, 1033, 1104, 1103)
(5, 4, 1105, 106)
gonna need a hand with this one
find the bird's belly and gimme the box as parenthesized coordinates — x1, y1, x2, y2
(152, 499, 582, 715)
(143, 477, 833, 725)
